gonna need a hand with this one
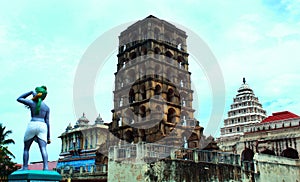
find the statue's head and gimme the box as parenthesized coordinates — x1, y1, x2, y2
(32, 86, 47, 114)
(34, 86, 47, 100)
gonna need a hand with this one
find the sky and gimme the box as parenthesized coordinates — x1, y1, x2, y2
(1, 0, 300, 164)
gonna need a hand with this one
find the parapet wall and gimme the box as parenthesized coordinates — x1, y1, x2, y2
(108, 159, 242, 182)
(254, 153, 300, 182)
(108, 143, 244, 182)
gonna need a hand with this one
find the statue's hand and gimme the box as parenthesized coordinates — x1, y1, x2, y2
(47, 139, 51, 144)
(32, 93, 43, 101)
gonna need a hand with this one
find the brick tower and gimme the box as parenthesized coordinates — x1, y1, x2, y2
(109, 15, 203, 148)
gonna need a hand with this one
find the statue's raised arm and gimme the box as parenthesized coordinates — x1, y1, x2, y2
(17, 86, 50, 170)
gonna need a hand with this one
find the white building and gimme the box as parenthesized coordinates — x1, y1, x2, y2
(218, 78, 267, 152)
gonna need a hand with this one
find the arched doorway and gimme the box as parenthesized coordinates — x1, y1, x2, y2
(260, 148, 275, 156)
(281, 148, 299, 159)
(241, 148, 254, 161)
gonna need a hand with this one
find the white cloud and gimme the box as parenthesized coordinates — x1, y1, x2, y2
(267, 23, 300, 40)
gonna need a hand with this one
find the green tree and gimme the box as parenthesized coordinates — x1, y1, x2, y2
(0, 123, 19, 177)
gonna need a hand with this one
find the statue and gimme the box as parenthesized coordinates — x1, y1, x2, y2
(17, 86, 51, 170)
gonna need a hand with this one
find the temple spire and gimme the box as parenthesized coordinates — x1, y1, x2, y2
(243, 77, 246, 84)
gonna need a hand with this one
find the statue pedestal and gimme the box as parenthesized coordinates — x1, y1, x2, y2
(8, 170, 62, 182)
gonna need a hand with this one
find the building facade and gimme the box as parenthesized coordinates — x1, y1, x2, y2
(108, 15, 203, 148)
(238, 111, 300, 160)
(218, 78, 267, 152)
(57, 113, 109, 175)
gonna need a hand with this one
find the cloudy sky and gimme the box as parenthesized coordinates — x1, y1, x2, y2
(1, 0, 300, 163)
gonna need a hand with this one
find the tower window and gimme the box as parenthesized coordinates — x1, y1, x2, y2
(154, 47, 161, 58)
(165, 51, 173, 59)
(118, 117, 122, 127)
(167, 108, 176, 123)
(119, 98, 123, 107)
(140, 85, 146, 100)
(129, 89, 135, 103)
(182, 100, 186, 107)
(167, 88, 174, 102)
(140, 106, 146, 118)
(154, 85, 161, 95)
(130, 52, 137, 60)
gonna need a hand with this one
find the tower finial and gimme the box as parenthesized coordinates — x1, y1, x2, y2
(243, 77, 246, 84)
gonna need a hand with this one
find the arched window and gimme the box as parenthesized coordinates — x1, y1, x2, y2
(124, 130, 134, 143)
(181, 111, 188, 126)
(183, 136, 188, 148)
(140, 106, 146, 118)
(165, 51, 173, 59)
(129, 89, 135, 103)
(118, 117, 122, 127)
(177, 43, 182, 50)
(140, 85, 146, 100)
(90, 135, 93, 148)
(141, 47, 147, 56)
(85, 138, 88, 150)
(281, 148, 299, 159)
(154, 47, 161, 58)
(167, 88, 174, 102)
(167, 108, 176, 123)
(119, 98, 123, 106)
(176, 37, 183, 48)
(177, 56, 185, 68)
(154, 85, 161, 95)
(130, 52, 137, 60)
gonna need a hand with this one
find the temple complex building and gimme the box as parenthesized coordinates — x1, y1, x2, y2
(54, 15, 300, 182)
(238, 111, 300, 160)
(218, 78, 267, 152)
(57, 113, 110, 176)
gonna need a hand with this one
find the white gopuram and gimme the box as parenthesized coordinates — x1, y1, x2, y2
(218, 78, 267, 153)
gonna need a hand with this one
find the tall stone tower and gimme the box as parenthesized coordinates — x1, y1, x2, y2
(218, 78, 267, 152)
(109, 15, 203, 148)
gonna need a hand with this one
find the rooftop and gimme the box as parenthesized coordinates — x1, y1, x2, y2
(261, 111, 300, 123)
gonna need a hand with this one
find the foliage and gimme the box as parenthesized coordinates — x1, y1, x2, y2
(0, 123, 20, 176)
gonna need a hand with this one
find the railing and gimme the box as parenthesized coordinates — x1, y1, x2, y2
(57, 164, 108, 176)
(109, 143, 175, 163)
(109, 143, 240, 166)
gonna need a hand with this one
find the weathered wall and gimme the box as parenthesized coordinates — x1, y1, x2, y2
(108, 159, 242, 182)
(253, 153, 300, 182)
(108, 161, 148, 182)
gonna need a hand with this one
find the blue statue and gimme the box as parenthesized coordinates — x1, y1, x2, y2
(17, 86, 51, 170)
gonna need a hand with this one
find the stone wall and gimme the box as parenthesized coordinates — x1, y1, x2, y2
(107, 143, 245, 182)
(253, 153, 300, 182)
(108, 159, 242, 182)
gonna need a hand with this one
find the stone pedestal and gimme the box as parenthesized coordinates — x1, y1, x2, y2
(8, 170, 62, 182)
